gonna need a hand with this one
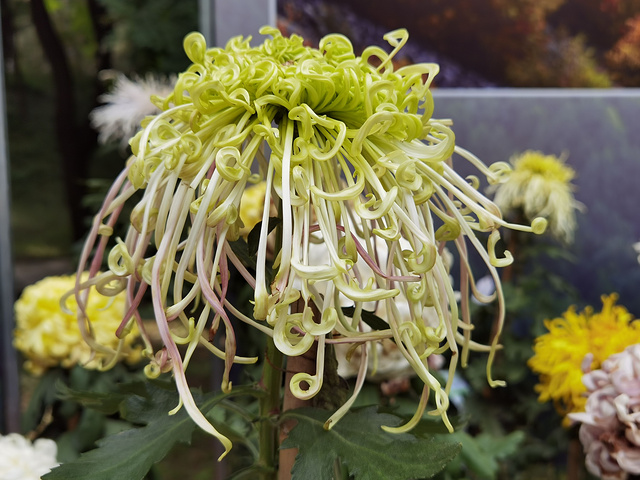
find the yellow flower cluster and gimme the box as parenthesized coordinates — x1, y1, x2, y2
(491, 150, 580, 243)
(238, 181, 268, 237)
(528, 294, 640, 423)
(13, 274, 139, 375)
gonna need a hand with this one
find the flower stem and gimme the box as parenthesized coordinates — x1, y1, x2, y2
(567, 430, 585, 480)
(258, 337, 284, 479)
(257, 186, 285, 479)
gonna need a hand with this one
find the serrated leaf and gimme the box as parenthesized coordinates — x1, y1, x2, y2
(281, 407, 461, 480)
(477, 430, 525, 460)
(446, 430, 525, 480)
(402, 413, 466, 437)
(341, 306, 390, 332)
(450, 432, 496, 479)
(375, 401, 466, 437)
(119, 380, 184, 424)
(43, 383, 261, 480)
(56, 381, 126, 416)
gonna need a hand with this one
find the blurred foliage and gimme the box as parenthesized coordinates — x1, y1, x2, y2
(97, 0, 198, 74)
(21, 364, 145, 464)
(5, 0, 198, 256)
(43, 0, 98, 73)
(606, 15, 640, 86)
(437, 430, 526, 480)
(506, 32, 612, 87)
(285, 0, 640, 86)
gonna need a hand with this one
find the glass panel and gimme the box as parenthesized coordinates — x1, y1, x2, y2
(433, 89, 640, 312)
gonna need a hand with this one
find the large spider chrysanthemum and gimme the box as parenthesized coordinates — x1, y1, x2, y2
(74, 27, 545, 458)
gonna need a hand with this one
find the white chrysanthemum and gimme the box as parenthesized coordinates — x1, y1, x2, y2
(332, 237, 452, 382)
(0, 434, 59, 480)
(91, 72, 175, 145)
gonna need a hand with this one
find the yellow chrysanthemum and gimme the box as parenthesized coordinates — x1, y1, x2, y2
(528, 294, 640, 423)
(238, 181, 268, 237)
(491, 150, 580, 243)
(13, 274, 140, 375)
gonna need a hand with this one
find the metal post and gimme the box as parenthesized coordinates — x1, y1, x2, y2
(0, 8, 20, 433)
(199, 0, 276, 47)
(198, 0, 216, 46)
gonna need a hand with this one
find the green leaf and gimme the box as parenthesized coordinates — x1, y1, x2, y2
(476, 430, 526, 461)
(56, 381, 126, 416)
(281, 407, 461, 480)
(118, 380, 183, 424)
(451, 432, 496, 479)
(247, 217, 280, 256)
(54, 409, 107, 463)
(341, 306, 390, 332)
(229, 237, 255, 269)
(229, 217, 281, 271)
(443, 430, 525, 480)
(43, 382, 261, 480)
(22, 369, 66, 431)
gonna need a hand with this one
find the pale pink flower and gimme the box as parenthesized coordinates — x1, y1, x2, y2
(569, 344, 640, 479)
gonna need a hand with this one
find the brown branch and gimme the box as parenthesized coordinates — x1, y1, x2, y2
(278, 299, 318, 480)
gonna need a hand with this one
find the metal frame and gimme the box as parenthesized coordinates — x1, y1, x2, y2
(199, 0, 277, 46)
(0, 11, 20, 434)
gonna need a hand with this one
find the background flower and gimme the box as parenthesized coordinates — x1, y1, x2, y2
(0, 433, 59, 480)
(528, 294, 640, 423)
(569, 344, 640, 480)
(13, 273, 139, 375)
(633, 241, 640, 264)
(490, 150, 581, 243)
(238, 181, 270, 237)
(90, 72, 175, 145)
